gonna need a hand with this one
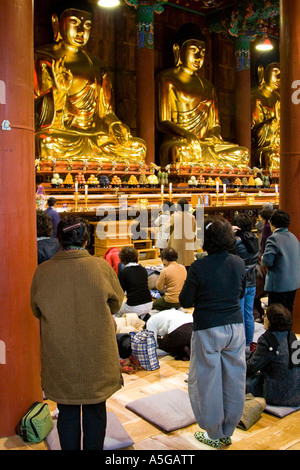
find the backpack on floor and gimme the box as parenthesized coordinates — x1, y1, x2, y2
(15, 401, 53, 443)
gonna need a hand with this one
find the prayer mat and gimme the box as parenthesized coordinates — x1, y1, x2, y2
(45, 411, 134, 450)
(264, 404, 300, 418)
(125, 388, 196, 432)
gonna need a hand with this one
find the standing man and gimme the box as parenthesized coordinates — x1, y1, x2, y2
(262, 210, 300, 313)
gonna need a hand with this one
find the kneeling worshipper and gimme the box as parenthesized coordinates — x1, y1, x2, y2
(146, 309, 193, 360)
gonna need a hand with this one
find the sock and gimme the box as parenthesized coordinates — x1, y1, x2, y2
(204, 431, 219, 442)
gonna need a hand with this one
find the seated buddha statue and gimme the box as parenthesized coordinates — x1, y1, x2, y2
(34, 0, 146, 163)
(156, 23, 250, 167)
(251, 63, 280, 170)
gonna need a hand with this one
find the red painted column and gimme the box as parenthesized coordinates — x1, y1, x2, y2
(136, 45, 155, 165)
(235, 70, 252, 156)
(0, 0, 42, 437)
(280, 0, 300, 333)
(135, 1, 160, 166)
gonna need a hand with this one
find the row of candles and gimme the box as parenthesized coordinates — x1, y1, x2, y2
(74, 181, 279, 195)
(161, 183, 172, 194)
(161, 182, 279, 194)
(73, 180, 279, 210)
(74, 182, 88, 195)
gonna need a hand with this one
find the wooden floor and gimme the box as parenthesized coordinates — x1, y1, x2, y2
(1, 258, 299, 452)
(1, 352, 300, 451)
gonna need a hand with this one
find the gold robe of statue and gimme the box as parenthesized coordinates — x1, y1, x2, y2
(156, 23, 250, 167)
(251, 63, 280, 170)
(34, 1, 146, 163)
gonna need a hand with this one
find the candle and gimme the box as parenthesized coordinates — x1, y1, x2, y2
(216, 181, 219, 192)
(85, 184, 88, 195)
(161, 184, 164, 195)
(169, 183, 172, 192)
(223, 184, 226, 194)
(275, 184, 278, 194)
(75, 182, 78, 192)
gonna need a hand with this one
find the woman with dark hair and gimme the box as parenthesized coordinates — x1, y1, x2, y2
(36, 210, 60, 264)
(262, 209, 300, 313)
(258, 207, 273, 255)
(232, 213, 259, 350)
(31, 216, 124, 450)
(247, 303, 300, 407)
(179, 215, 247, 448)
(45, 197, 60, 238)
(117, 246, 152, 317)
(152, 247, 187, 311)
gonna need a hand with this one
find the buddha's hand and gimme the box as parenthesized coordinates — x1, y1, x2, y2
(206, 126, 223, 143)
(185, 130, 201, 149)
(52, 57, 73, 94)
(110, 122, 131, 145)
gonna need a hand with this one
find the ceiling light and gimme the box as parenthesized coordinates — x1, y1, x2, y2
(256, 34, 273, 51)
(98, 0, 120, 7)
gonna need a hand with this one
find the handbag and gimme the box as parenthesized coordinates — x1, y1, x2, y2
(15, 401, 53, 443)
(130, 330, 160, 371)
(116, 333, 132, 358)
(255, 262, 266, 299)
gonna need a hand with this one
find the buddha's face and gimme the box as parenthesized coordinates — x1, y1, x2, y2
(180, 40, 206, 72)
(60, 9, 92, 48)
(266, 65, 280, 90)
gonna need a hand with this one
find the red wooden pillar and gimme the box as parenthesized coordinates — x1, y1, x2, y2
(136, 43, 155, 165)
(134, 1, 166, 166)
(280, 0, 300, 332)
(0, 0, 42, 437)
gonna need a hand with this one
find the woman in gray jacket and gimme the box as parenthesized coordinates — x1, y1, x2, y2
(262, 210, 300, 314)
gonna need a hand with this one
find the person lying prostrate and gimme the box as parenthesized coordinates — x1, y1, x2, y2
(147, 309, 193, 359)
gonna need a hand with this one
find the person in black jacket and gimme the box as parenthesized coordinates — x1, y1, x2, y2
(179, 215, 246, 448)
(232, 214, 259, 350)
(116, 246, 152, 318)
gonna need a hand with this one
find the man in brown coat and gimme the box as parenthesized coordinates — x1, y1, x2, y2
(30, 216, 124, 450)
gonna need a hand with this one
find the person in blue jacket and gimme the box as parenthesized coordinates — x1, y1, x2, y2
(232, 213, 260, 349)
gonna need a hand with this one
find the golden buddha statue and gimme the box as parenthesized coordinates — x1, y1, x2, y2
(34, 0, 146, 163)
(251, 62, 280, 170)
(156, 23, 250, 167)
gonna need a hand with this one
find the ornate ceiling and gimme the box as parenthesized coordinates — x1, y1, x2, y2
(90, 0, 280, 39)
(166, 0, 280, 38)
(166, 0, 233, 15)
